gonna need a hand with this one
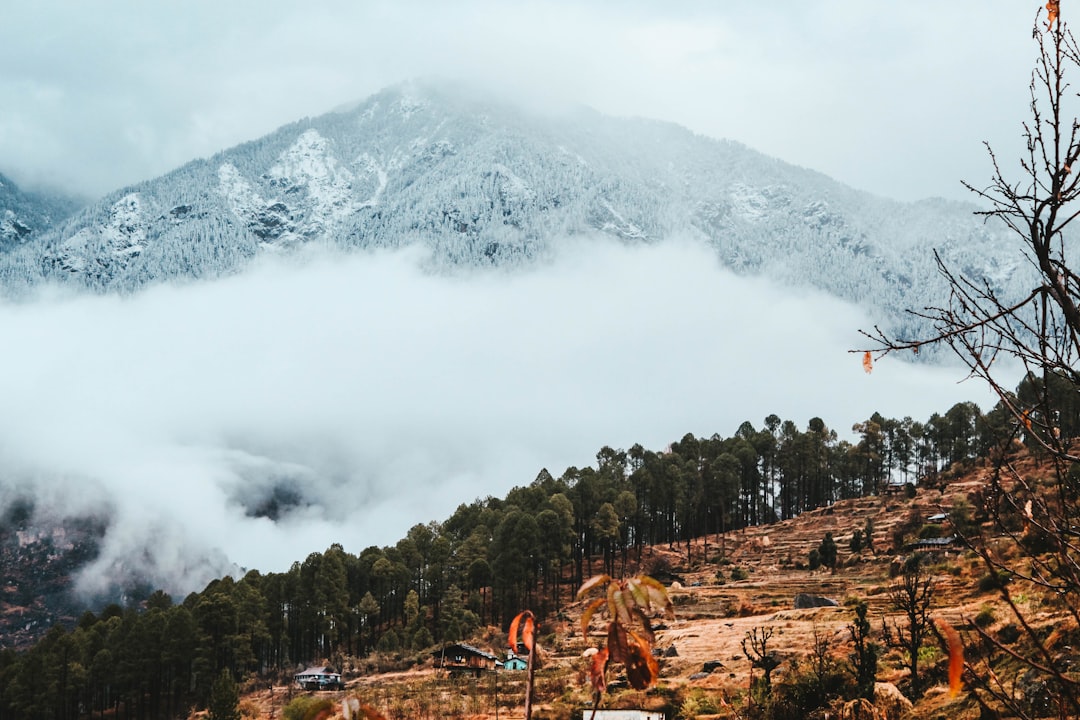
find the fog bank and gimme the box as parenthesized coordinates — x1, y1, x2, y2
(0, 238, 997, 596)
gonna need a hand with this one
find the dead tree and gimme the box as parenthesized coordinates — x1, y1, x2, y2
(881, 558, 935, 697)
(742, 626, 781, 700)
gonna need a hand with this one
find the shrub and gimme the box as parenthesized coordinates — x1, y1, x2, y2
(849, 529, 865, 553)
(974, 604, 996, 627)
(918, 524, 942, 539)
(679, 688, 720, 718)
(890, 529, 906, 553)
(917, 644, 941, 666)
(998, 623, 1021, 644)
(730, 566, 750, 581)
(978, 570, 1012, 592)
(283, 697, 330, 720)
(754, 661, 852, 720)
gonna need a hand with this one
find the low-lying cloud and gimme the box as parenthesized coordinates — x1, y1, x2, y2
(0, 238, 998, 596)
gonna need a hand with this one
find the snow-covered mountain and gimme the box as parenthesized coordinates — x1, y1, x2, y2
(0, 81, 1028, 335)
(0, 172, 82, 251)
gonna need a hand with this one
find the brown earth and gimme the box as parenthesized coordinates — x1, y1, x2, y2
(221, 455, 1054, 720)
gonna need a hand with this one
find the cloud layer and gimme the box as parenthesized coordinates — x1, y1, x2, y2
(0, 239, 997, 595)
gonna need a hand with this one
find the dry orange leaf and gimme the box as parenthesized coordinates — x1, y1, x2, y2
(862, 351, 873, 374)
(588, 647, 609, 694)
(508, 610, 535, 654)
(522, 616, 535, 652)
(1047, 0, 1060, 28)
(936, 618, 964, 696)
(576, 574, 611, 599)
(623, 630, 660, 689)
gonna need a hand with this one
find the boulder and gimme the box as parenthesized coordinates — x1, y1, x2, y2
(793, 593, 839, 609)
(839, 697, 880, 720)
(874, 682, 913, 720)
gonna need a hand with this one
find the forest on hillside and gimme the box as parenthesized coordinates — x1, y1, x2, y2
(2, 369, 1074, 720)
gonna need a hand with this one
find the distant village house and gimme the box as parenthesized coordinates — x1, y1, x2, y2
(905, 536, 956, 551)
(434, 643, 499, 676)
(294, 666, 344, 691)
(502, 651, 528, 671)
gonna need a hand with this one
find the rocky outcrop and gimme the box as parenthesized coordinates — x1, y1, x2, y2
(793, 593, 839, 609)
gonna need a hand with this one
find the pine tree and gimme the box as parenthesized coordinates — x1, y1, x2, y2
(207, 668, 240, 720)
(848, 602, 878, 701)
(818, 532, 838, 573)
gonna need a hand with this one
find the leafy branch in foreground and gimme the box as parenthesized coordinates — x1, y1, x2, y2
(576, 574, 674, 715)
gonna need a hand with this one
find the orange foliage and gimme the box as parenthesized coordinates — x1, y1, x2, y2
(576, 575, 673, 697)
(1047, 0, 1060, 28)
(862, 351, 873, 374)
(587, 648, 609, 694)
(508, 609, 536, 654)
(936, 618, 965, 697)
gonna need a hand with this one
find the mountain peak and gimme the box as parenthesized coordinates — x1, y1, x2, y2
(0, 84, 1025, 335)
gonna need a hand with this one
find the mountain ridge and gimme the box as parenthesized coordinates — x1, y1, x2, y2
(0, 81, 1030, 337)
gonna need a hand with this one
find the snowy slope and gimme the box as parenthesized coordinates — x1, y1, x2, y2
(0, 172, 82, 251)
(0, 81, 1032, 334)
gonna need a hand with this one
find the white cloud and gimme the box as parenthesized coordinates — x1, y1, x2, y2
(0, 239, 998, 595)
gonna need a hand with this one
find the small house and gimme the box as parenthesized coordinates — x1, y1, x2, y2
(502, 651, 528, 671)
(294, 666, 344, 691)
(905, 536, 956, 551)
(434, 643, 499, 676)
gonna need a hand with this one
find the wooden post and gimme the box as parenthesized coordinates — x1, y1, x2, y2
(524, 646, 535, 720)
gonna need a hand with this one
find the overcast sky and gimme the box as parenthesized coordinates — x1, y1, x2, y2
(1, 1, 1040, 202)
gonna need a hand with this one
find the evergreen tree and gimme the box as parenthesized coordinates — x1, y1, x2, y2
(848, 602, 878, 701)
(818, 532, 838, 573)
(207, 668, 240, 720)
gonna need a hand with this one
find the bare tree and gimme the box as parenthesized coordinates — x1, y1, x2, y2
(860, 6, 1080, 717)
(881, 559, 935, 697)
(742, 626, 781, 699)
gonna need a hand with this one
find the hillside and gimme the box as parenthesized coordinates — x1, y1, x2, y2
(219, 450, 1056, 720)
